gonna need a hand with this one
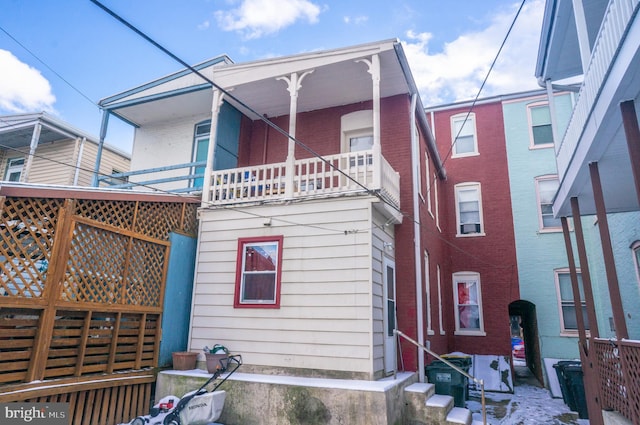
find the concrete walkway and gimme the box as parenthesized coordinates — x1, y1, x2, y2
(466, 365, 588, 424)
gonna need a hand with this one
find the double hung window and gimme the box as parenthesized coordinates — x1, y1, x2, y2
(529, 103, 553, 147)
(451, 113, 478, 157)
(455, 183, 483, 236)
(5, 157, 25, 182)
(453, 272, 485, 335)
(536, 176, 561, 230)
(234, 236, 283, 308)
(555, 270, 589, 334)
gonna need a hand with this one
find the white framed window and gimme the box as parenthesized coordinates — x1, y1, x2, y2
(425, 251, 433, 335)
(4, 157, 25, 182)
(633, 241, 640, 286)
(535, 176, 561, 231)
(451, 113, 478, 157)
(434, 174, 440, 231)
(453, 271, 485, 335)
(425, 152, 432, 215)
(437, 264, 445, 335)
(555, 269, 589, 335)
(528, 102, 553, 148)
(341, 110, 373, 167)
(455, 182, 484, 236)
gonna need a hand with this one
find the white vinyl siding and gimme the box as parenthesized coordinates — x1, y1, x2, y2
(192, 196, 386, 378)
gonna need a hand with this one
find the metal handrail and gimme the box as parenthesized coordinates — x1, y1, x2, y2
(394, 329, 487, 425)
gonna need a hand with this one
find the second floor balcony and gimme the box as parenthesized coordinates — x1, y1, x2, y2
(97, 149, 401, 211)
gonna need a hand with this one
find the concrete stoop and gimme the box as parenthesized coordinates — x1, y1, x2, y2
(404, 383, 472, 425)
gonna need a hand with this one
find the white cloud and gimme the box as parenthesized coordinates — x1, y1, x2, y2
(0, 49, 56, 113)
(215, 0, 322, 40)
(343, 15, 368, 25)
(403, 0, 544, 106)
(197, 20, 211, 30)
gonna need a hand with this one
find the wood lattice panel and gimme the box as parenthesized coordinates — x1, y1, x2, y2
(620, 341, 640, 424)
(126, 240, 166, 307)
(135, 201, 185, 241)
(0, 308, 41, 384)
(594, 339, 630, 419)
(0, 197, 61, 298)
(74, 199, 135, 232)
(62, 223, 128, 304)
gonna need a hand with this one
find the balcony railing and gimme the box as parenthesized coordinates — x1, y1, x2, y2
(556, 0, 639, 180)
(593, 338, 640, 424)
(208, 150, 400, 208)
(96, 160, 206, 194)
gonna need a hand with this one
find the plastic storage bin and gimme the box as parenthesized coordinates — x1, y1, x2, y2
(426, 356, 472, 407)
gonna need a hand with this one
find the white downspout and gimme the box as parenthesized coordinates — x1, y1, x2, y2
(21, 122, 41, 183)
(72, 137, 86, 186)
(410, 93, 425, 382)
(202, 89, 224, 207)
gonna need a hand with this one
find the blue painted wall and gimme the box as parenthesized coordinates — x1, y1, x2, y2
(159, 232, 198, 367)
(503, 92, 580, 360)
(582, 211, 640, 340)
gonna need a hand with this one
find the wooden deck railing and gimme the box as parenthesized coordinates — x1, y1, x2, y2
(593, 338, 640, 425)
(208, 150, 400, 208)
(0, 187, 199, 424)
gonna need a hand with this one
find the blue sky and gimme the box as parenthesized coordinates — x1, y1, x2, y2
(0, 0, 544, 153)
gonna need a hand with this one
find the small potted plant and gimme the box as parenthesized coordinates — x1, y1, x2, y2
(203, 344, 229, 373)
(171, 351, 198, 370)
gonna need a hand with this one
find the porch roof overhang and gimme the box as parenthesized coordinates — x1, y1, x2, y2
(98, 38, 446, 179)
(0, 112, 95, 148)
(0, 112, 128, 157)
(99, 40, 409, 126)
(541, 2, 640, 217)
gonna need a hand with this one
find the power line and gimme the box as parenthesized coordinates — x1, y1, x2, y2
(0, 25, 99, 110)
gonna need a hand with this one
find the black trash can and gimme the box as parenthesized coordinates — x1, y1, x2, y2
(426, 356, 472, 408)
(552, 360, 580, 410)
(564, 365, 588, 419)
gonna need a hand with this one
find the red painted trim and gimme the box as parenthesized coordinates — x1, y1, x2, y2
(233, 235, 284, 309)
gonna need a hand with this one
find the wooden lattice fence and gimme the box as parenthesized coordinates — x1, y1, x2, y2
(0, 186, 198, 424)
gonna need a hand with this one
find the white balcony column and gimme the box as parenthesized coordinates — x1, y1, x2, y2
(277, 70, 313, 198)
(572, 0, 592, 73)
(357, 54, 382, 188)
(21, 122, 41, 183)
(202, 89, 224, 206)
(72, 137, 86, 186)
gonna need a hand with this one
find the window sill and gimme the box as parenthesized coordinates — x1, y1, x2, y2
(537, 228, 563, 234)
(560, 331, 590, 338)
(454, 330, 486, 337)
(529, 143, 554, 150)
(456, 232, 486, 238)
(451, 152, 480, 159)
(427, 329, 435, 336)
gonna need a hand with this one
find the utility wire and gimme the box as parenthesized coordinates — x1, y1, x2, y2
(0, 25, 99, 109)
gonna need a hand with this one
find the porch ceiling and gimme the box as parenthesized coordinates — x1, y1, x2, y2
(104, 41, 409, 127)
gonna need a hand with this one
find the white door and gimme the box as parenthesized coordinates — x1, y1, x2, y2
(383, 257, 397, 374)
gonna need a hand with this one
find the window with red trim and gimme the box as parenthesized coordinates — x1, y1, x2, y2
(234, 236, 283, 308)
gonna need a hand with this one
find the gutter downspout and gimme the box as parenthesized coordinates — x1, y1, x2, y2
(410, 93, 425, 382)
(72, 137, 86, 186)
(92, 110, 110, 187)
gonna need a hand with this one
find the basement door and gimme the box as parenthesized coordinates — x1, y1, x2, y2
(383, 257, 397, 374)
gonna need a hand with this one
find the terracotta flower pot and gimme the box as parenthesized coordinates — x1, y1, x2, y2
(172, 351, 198, 370)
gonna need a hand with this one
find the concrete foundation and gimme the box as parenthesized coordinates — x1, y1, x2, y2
(156, 370, 418, 425)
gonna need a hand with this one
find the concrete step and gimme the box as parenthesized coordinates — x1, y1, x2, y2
(425, 394, 455, 423)
(445, 406, 472, 425)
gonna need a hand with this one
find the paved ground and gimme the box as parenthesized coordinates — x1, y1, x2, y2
(466, 365, 589, 425)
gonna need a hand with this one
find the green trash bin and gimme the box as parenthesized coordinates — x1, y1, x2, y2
(553, 361, 580, 411)
(426, 356, 472, 408)
(564, 365, 588, 419)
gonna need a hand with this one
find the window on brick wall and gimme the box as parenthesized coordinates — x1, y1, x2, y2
(455, 182, 484, 236)
(451, 113, 478, 157)
(453, 271, 485, 335)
